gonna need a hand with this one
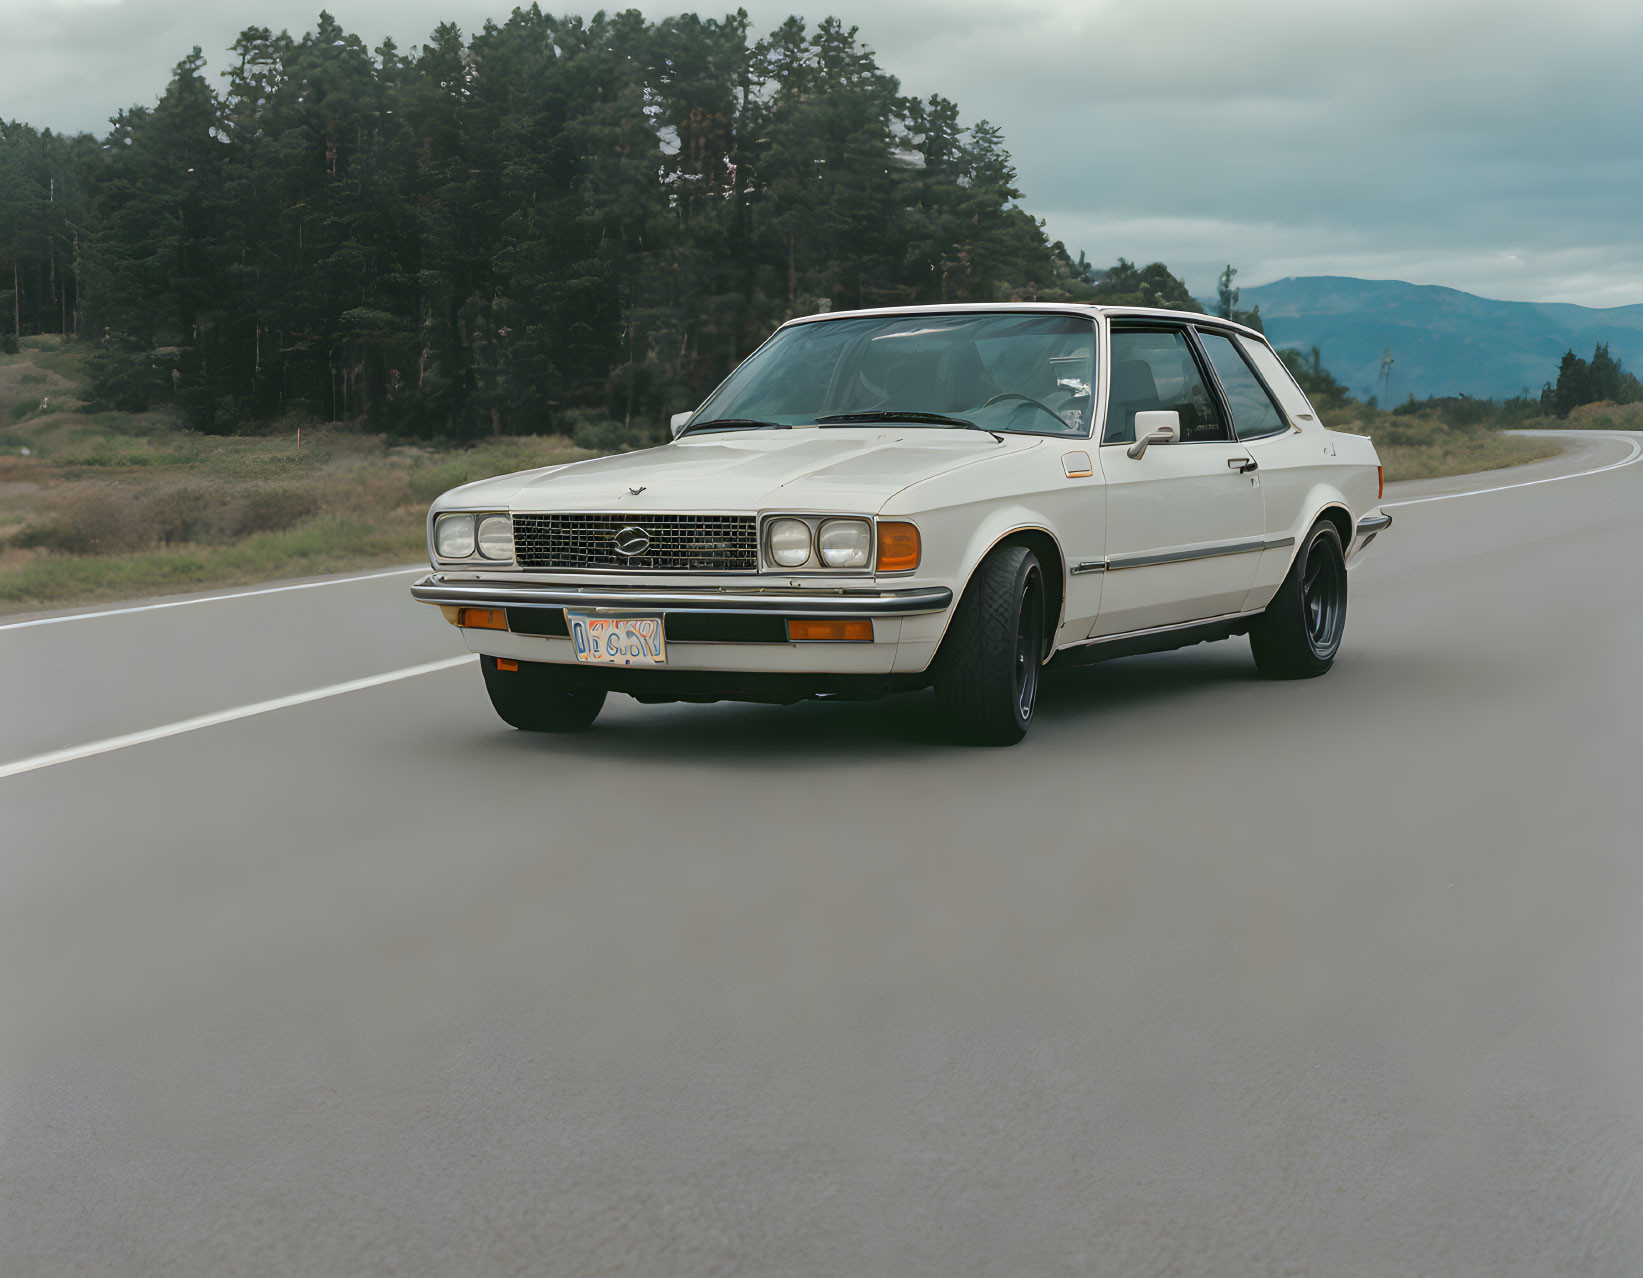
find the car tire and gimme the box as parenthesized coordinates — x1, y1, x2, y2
(480, 654, 607, 732)
(1249, 520, 1347, 679)
(934, 544, 1046, 745)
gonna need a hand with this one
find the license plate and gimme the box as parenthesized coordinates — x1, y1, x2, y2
(567, 613, 667, 666)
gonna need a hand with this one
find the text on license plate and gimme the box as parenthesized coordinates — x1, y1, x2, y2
(567, 613, 666, 666)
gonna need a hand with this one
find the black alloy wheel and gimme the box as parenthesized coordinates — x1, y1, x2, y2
(1014, 569, 1044, 722)
(1250, 520, 1348, 679)
(1302, 534, 1346, 658)
(935, 543, 1047, 745)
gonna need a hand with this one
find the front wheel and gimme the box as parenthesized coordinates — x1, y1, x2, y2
(480, 654, 606, 732)
(1249, 520, 1347, 679)
(934, 544, 1046, 745)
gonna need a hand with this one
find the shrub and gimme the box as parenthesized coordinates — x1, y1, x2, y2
(234, 488, 318, 535)
(16, 490, 151, 554)
(570, 417, 661, 453)
(0, 334, 18, 356)
(142, 487, 231, 545)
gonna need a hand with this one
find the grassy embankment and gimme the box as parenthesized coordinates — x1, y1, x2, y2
(1322, 402, 1562, 481)
(0, 338, 592, 614)
(0, 336, 1583, 615)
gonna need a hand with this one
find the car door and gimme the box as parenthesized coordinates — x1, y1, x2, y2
(1090, 324, 1264, 637)
(1195, 329, 1320, 612)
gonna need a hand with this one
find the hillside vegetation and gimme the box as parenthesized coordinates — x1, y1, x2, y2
(0, 338, 588, 611)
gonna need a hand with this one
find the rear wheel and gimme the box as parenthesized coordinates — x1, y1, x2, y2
(1250, 520, 1347, 679)
(480, 654, 606, 732)
(934, 544, 1046, 745)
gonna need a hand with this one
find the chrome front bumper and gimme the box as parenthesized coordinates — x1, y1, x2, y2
(409, 574, 954, 618)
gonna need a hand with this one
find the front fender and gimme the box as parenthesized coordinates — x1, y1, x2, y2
(883, 499, 1072, 674)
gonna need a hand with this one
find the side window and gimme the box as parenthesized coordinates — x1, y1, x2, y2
(1236, 335, 1319, 423)
(1103, 328, 1226, 444)
(1198, 332, 1288, 441)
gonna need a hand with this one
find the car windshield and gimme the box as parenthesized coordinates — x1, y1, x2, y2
(690, 312, 1097, 437)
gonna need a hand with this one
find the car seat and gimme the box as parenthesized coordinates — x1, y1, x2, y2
(1106, 358, 1161, 443)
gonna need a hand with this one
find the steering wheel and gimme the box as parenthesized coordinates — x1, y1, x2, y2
(981, 392, 1071, 430)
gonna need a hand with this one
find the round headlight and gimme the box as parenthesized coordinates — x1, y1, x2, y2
(476, 514, 513, 560)
(767, 517, 812, 568)
(817, 518, 871, 568)
(434, 513, 475, 559)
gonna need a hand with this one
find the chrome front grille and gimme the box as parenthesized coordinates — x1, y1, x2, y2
(512, 513, 760, 572)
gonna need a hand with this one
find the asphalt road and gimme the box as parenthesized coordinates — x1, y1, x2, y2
(3, 432, 1641, 1276)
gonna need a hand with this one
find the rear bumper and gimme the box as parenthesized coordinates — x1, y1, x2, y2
(409, 574, 953, 618)
(1351, 511, 1392, 560)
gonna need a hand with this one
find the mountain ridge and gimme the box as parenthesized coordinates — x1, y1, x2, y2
(1215, 276, 1643, 402)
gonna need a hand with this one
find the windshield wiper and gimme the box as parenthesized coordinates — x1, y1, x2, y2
(679, 417, 792, 436)
(816, 410, 1002, 440)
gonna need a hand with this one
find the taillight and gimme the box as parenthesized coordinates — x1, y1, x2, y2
(1377, 465, 1384, 500)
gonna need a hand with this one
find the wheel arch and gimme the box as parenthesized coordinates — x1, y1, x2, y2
(1251, 495, 1355, 614)
(1314, 502, 1352, 550)
(930, 521, 1066, 671)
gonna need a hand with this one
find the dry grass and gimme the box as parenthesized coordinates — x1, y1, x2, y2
(1320, 404, 1563, 481)
(1559, 400, 1643, 432)
(0, 338, 593, 613)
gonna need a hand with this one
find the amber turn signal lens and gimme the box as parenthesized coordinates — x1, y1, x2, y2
(495, 658, 519, 672)
(457, 607, 508, 631)
(875, 521, 921, 572)
(786, 619, 873, 642)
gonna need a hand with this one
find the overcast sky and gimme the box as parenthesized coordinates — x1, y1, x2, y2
(4, 0, 1640, 307)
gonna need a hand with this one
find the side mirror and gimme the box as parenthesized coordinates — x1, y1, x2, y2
(1126, 410, 1181, 460)
(669, 410, 696, 439)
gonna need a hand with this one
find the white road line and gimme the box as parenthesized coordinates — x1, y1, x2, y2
(0, 566, 426, 632)
(1382, 433, 1643, 508)
(0, 655, 477, 781)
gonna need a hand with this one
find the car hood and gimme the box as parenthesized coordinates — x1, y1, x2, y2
(446, 428, 1041, 514)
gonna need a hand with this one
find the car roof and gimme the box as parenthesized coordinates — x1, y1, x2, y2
(781, 301, 1267, 342)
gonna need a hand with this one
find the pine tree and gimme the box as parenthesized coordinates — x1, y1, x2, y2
(1554, 349, 1589, 417)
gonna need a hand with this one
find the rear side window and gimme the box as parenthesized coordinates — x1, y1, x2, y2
(1199, 332, 1288, 441)
(1103, 328, 1226, 444)
(1235, 335, 1318, 425)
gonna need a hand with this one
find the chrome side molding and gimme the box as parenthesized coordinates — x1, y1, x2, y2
(1106, 535, 1291, 572)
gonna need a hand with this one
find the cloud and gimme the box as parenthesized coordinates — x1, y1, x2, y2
(2, 0, 1639, 306)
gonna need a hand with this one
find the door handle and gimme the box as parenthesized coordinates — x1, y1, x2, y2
(1228, 456, 1258, 474)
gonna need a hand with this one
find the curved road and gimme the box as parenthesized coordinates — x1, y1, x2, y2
(3, 433, 1641, 1275)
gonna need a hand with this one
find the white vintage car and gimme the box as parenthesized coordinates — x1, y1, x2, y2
(412, 304, 1390, 743)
